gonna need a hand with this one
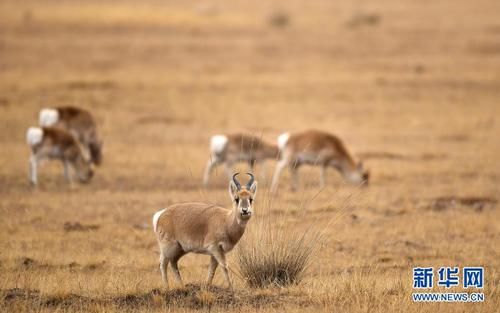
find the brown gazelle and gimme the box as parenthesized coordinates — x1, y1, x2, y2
(203, 133, 278, 186)
(153, 173, 257, 289)
(271, 130, 369, 192)
(26, 127, 94, 186)
(39, 106, 103, 165)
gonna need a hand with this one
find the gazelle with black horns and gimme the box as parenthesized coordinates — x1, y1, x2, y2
(153, 173, 257, 289)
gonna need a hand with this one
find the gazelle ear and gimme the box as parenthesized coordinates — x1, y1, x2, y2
(249, 181, 258, 198)
(229, 180, 239, 199)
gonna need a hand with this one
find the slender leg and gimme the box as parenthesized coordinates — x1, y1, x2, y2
(223, 161, 233, 180)
(209, 247, 232, 289)
(160, 242, 185, 288)
(206, 255, 219, 285)
(63, 160, 72, 183)
(271, 159, 287, 193)
(29, 154, 38, 186)
(203, 157, 218, 187)
(248, 159, 256, 173)
(290, 166, 299, 192)
(319, 165, 326, 189)
(170, 253, 185, 286)
(260, 161, 267, 181)
(159, 254, 168, 287)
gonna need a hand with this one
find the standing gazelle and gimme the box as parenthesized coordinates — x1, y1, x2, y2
(39, 106, 103, 165)
(271, 130, 369, 192)
(153, 173, 257, 289)
(203, 133, 278, 186)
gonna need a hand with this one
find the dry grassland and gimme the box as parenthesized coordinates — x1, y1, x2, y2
(0, 0, 499, 312)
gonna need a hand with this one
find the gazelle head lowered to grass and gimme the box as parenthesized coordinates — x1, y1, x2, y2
(27, 126, 94, 186)
(271, 130, 370, 192)
(230, 172, 257, 222)
(39, 106, 103, 166)
(203, 133, 278, 187)
(344, 161, 370, 185)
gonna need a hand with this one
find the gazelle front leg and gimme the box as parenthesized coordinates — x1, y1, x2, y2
(319, 165, 326, 189)
(290, 166, 299, 192)
(206, 255, 219, 286)
(209, 246, 232, 290)
(63, 160, 74, 184)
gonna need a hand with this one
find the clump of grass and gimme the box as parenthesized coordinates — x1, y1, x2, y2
(268, 11, 290, 28)
(237, 217, 323, 288)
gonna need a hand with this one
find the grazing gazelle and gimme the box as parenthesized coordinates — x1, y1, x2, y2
(271, 130, 369, 192)
(39, 106, 103, 165)
(26, 127, 94, 185)
(203, 133, 278, 186)
(153, 173, 257, 289)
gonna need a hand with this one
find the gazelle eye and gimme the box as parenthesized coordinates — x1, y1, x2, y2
(249, 198, 253, 204)
(235, 198, 239, 204)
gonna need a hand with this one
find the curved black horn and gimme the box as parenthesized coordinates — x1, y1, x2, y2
(232, 173, 242, 190)
(246, 172, 255, 189)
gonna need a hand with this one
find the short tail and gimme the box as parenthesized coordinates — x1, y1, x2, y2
(26, 127, 43, 146)
(152, 208, 167, 233)
(210, 135, 228, 155)
(277, 132, 290, 151)
(39, 108, 59, 127)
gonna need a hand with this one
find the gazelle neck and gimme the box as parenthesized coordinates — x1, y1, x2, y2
(226, 209, 247, 245)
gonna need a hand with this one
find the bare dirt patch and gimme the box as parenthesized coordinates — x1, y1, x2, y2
(63, 222, 100, 232)
(425, 196, 497, 212)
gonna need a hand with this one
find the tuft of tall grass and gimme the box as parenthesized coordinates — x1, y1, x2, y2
(236, 214, 324, 288)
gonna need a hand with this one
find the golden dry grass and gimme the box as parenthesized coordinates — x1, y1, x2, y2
(0, 0, 499, 312)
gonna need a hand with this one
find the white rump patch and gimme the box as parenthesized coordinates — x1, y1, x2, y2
(39, 108, 59, 127)
(153, 208, 167, 232)
(26, 127, 43, 146)
(210, 135, 228, 154)
(277, 132, 290, 150)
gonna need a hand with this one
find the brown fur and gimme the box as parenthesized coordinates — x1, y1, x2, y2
(28, 127, 94, 185)
(285, 130, 357, 170)
(154, 180, 257, 289)
(50, 106, 102, 165)
(203, 133, 277, 186)
(224, 133, 279, 161)
(271, 130, 368, 192)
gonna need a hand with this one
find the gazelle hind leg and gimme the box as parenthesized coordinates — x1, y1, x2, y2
(223, 161, 234, 180)
(160, 241, 185, 287)
(271, 159, 287, 193)
(203, 157, 219, 187)
(159, 253, 168, 287)
(29, 154, 38, 186)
